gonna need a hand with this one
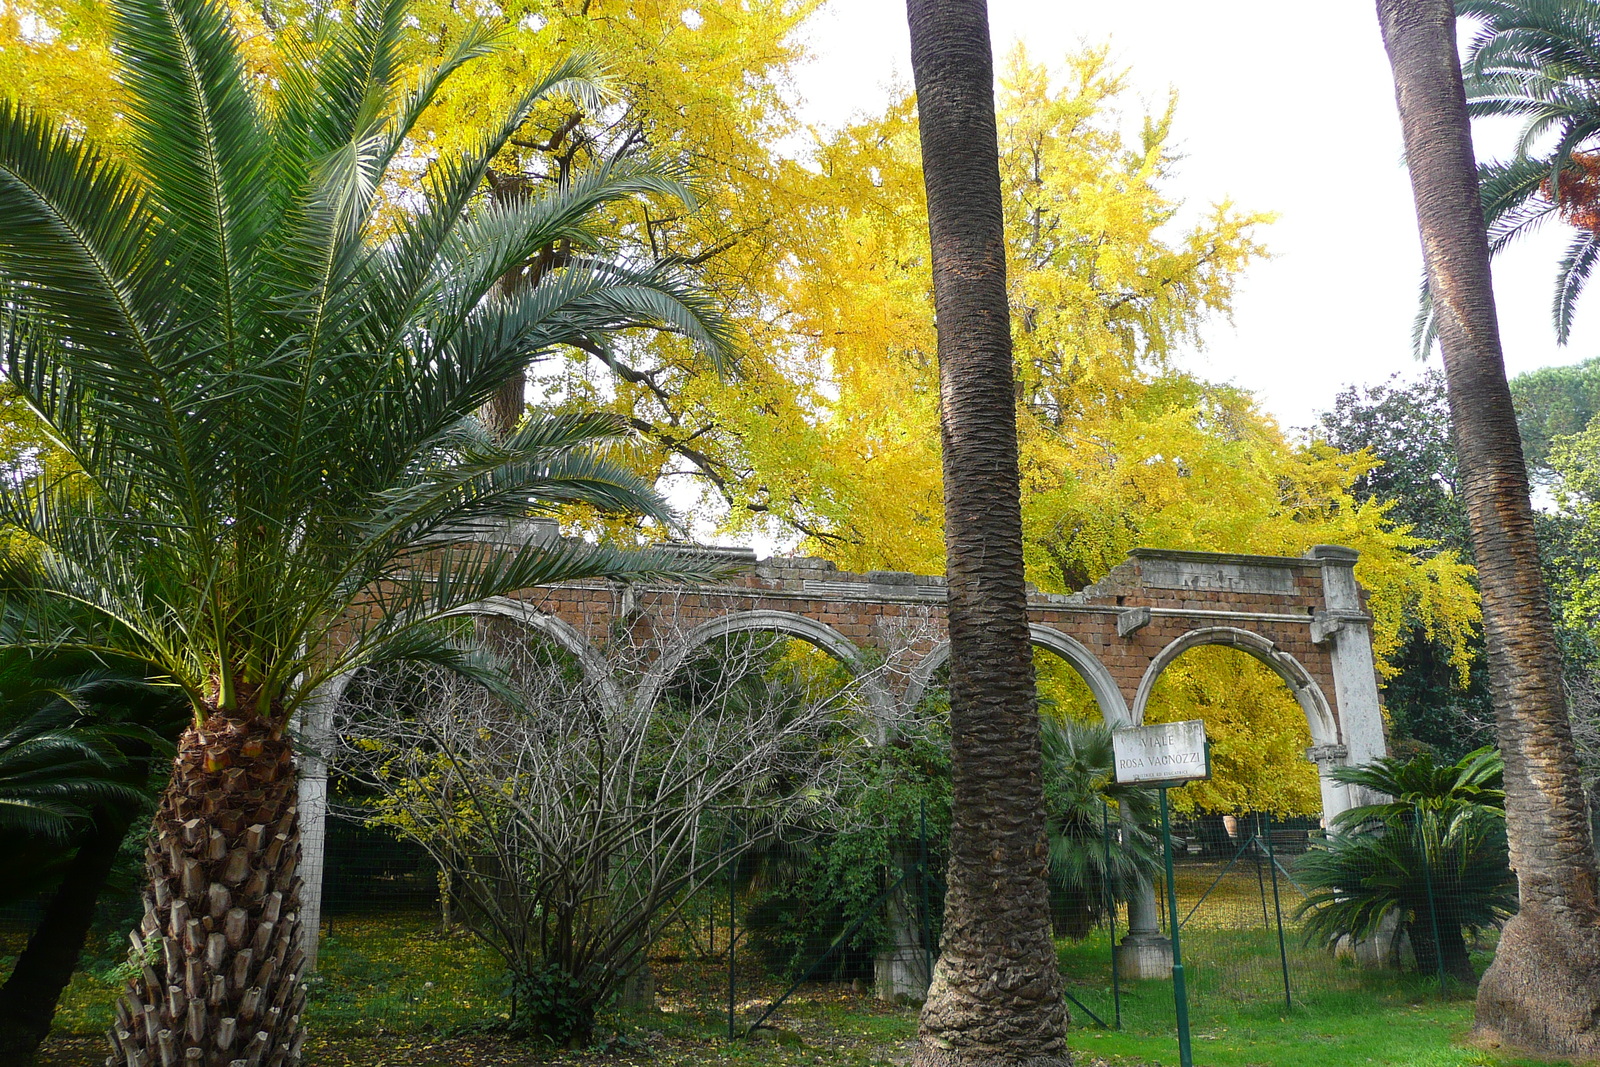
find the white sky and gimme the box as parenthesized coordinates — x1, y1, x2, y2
(788, 1, 1600, 433)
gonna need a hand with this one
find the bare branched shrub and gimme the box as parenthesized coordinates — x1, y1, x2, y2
(1569, 670, 1600, 802)
(330, 611, 894, 1042)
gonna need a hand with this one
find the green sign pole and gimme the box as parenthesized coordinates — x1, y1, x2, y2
(1159, 786, 1194, 1067)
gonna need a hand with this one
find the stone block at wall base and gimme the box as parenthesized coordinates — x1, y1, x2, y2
(874, 947, 929, 1004)
(1117, 933, 1173, 980)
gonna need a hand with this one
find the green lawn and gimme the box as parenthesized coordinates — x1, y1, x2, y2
(22, 907, 1578, 1066)
(1069, 994, 1553, 1067)
(1056, 917, 1561, 1067)
(36, 911, 514, 1041)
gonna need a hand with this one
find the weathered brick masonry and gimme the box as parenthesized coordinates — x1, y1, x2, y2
(473, 541, 1386, 816)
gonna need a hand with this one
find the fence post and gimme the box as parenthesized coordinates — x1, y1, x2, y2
(1102, 799, 1122, 1029)
(1417, 801, 1447, 993)
(1158, 787, 1194, 1067)
(920, 798, 932, 994)
(727, 823, 738, 1040)
(1263, 811, 1292, 1011)
(1252, 812, 1270, 926)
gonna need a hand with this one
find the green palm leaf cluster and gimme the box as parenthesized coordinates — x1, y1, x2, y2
(1332, 744, 1506, 822)
(1295, 747, 1516, 983)
(1422, 0, 1600, 346)
(0, 0, 731, 724)
(0, 654, 149, 846)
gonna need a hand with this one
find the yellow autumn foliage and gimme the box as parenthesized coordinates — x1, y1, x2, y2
(3, 4, 1481, 815)
(2, 0, 825, 539)
(757, 48, 1480, 815)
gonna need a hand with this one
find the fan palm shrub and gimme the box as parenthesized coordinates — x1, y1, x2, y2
(1296, 747, 1516, 983)
(0, 0, 730, 1060)
(1038, 715, 1158, 940)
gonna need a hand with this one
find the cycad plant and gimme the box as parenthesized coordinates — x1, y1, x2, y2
(0, 0, 729, 1060)
(0, 671, 146, 850)
(1334, 744, 1507, 821)
(1296, 747, 1516, 983)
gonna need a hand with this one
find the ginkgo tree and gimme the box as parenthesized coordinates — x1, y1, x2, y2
(754, 47, 1481, 816)
(5, 0, 1483, 819)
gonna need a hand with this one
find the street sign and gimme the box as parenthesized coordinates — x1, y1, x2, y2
(1111, 719, 1209, 1067)
(1112, 720, 1210, 787)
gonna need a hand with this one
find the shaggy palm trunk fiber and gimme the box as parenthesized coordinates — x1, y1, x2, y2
(107, 712, 305, 1067)
(905, 1, 1070, 1064)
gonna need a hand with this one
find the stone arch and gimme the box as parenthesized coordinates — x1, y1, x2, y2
(450, 596, 625, 716)
(632, 609, 893, 730)
(1131, 626, 1339, 747)
(903, 624, 1133, 727)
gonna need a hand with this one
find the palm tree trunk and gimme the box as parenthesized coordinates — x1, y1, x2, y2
(109, 711, 306, 1067)
(1375, 1, 1600, 1055)
(1407, 919, 1477, 986)
(0, 800, 140, 1064)
(905, 2, 1068, 1064)
(1407, 918, 1442, 977)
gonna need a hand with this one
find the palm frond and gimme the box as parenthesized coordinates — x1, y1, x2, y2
(1295, 807, 1516, 949)
(355, 411, 671, 553)
(1412, 273, 1438, 360)
(0, 109, 216, 496)
(360, 52, 615, 343)
(0, 697, 150, 842)
(1456, 0, 1600, 342)
(1553, 224, 1600, 341)
(0, 101, 172, 355)
(114, 0, 272, 339)
(1332, 745, 1505, 828)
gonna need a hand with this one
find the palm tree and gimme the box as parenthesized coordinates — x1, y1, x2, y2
(0, 0, 731, 1060)
(1376, 0, 1600, 1056)
(1439, 0, 1600, 344)
(904, 1, 1068, 1063)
